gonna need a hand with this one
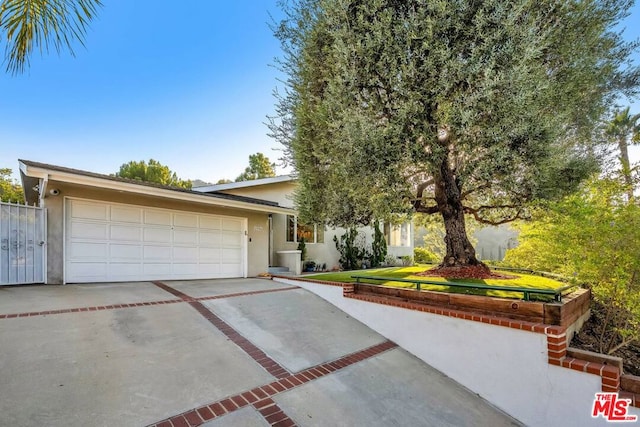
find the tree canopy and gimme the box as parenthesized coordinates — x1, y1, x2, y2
(0, 168, 23, 202)
(0, 0, 102, 74)
(115, 159, 192, 189)
(271, 0, 639, 268)
(235, 152, 277, 182)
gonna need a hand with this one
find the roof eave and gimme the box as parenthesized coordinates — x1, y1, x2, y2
(18, 161, 295, 215)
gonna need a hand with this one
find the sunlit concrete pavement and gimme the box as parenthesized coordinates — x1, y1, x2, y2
(0, 278, 521, 426)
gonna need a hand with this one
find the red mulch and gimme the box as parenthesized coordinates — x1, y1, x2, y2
(416, 264, 518, 280)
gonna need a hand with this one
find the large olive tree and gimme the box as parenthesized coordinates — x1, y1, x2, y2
(271, 0, 639, 269)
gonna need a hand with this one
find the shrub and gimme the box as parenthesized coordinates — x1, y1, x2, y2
(297, 237, 307, 261)
(333, 227, 369, 270)
(414, 247, 439, 264)
(369, 222, 387, 268)
(400, 255, 414, 266)
(384, 254, 398, 267)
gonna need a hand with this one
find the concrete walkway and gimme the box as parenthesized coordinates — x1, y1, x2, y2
(0, 279, 521, 426)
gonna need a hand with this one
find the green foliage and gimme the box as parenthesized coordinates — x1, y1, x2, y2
(333, 227, 369, 270)
(0, 0, 102, 74)
(307, 266, 565, 299)
(369, 222, 387, 268)
(400, 256, 414, 267)
(505, 177, 640, 353)
(115, 159, 192, 189)
(271, 0, 638, 264)
(0, 168, 23, 203)
(413, 247, 439, 264)
(235, 153, 276, 182)
(297, 236, 307, 261)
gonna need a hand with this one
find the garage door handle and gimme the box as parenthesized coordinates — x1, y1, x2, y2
(38, 241, 46, 246)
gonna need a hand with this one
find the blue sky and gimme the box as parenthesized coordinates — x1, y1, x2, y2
(1, 1, 639, 183)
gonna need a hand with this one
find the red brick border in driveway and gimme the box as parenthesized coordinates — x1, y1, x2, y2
(0, 284, 298, 320)
(152, 281, 292, 379)
(147, 340, 398, 427)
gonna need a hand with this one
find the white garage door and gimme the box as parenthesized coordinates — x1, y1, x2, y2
(65, 199, 246, 283)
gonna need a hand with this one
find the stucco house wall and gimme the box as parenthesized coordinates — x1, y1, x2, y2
(206, 178, 414, 270)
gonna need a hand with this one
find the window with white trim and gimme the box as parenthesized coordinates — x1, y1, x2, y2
(286, 215, 324, 243)
(385, 222, 410, 247)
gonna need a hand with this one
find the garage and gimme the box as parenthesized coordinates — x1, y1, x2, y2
(65, 198, 246, 283)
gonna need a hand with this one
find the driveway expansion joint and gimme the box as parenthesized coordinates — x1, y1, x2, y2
(152, 281, 292, 379)
(147, 339, 398, 427)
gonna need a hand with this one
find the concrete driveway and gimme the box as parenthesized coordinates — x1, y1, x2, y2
(0, 279, 521, 427)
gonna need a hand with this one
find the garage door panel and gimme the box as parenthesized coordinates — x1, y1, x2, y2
(109, 263, 143, 278)
(110, 225, 142, 242)
(199, 231, 221, 246)
(173, 263, 198, 275)
(199, 247, 220, 260)
(144, 210, 171, 226)
(109, 244, 142, 260)
(66, 199, 246, 283)
(143, 263, 172, 276)
(67, 262, 108, 279)
(173, 246, 198, 260)
(198, 264, 221, 275)
(174, 213, 198, 228)
(221, 263, 242, 275)
(144, 227, 171, 243)
(222, 248, 241, 262)
(222, 219, 242, 232)
(110, 206, 142, 223)
(69, 242, 108, 259)
(144, 245, 172, 261)
(174, 229, 198, 244)
(71, 222, 108, 240)
(70, 201, 108, 221)
(222, 231, 242, 246)
(200, 217, 221, 230)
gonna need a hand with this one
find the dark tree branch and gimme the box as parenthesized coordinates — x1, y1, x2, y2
(415, 204, 440, 214)
(412, 178, 434, 210)
(463, 205, 527, 225)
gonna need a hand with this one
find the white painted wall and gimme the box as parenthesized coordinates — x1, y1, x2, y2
(275, 278, 639, 427)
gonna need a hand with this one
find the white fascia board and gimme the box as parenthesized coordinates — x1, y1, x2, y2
(20, 162, 295, 215)
(194, 175, 296, 193)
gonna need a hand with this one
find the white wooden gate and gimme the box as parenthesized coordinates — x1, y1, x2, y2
(0, 202, 46, 285)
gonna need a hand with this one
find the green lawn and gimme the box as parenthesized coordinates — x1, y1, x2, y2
(304, 265, 571, 301)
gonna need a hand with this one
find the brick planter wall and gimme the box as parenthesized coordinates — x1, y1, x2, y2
(275, 275, 638, 412)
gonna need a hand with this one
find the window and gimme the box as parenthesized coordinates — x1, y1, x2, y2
(385, 222, 410, 247)
(286, 215, 324, 243)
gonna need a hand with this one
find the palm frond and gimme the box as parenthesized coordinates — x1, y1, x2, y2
(0, 0, 102, 74)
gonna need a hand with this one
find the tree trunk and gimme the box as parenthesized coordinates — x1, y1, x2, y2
(434, 157, 482, 267)
(618, 136, 634, 201)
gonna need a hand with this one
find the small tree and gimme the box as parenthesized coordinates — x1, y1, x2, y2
(115, 159, 192, 189)
(0, 168, 24, 203)
(333, 227, 368, 270)
(369, 222, 387, 268)
(235, 153, 277, 182)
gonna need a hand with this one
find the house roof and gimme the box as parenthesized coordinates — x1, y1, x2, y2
(18, 159, 294, 214)
(193, 175, 296, 193)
